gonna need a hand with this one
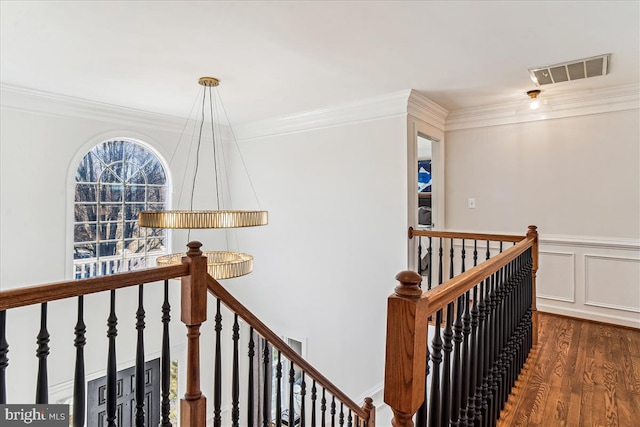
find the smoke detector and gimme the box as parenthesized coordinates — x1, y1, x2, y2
(529, 54, 610, 86)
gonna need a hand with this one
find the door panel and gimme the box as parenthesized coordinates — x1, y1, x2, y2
(88, 358, 160, 427)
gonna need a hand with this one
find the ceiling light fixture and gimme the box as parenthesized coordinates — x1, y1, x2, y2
(516, 89, 552, 115)
(139, 77, 268, 279)
(527, 89, 542, 110)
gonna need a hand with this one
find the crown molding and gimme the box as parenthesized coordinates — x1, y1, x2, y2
(4, 82, 637, 138)
(0, 83, 186, 132)
(407, 89, 449, 130)
(446, 83, 640, 131)
(233, 90, 413, 140)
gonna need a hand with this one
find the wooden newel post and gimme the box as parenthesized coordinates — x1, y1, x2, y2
(362, 397, 376, 427)
(181, 241, 208, 427)
(526, 225, 539, 346)
(384, 271, 428, 427)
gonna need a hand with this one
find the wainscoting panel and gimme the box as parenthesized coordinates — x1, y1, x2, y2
(585, 255, 640, 313)
(537, 235, 640, 328)
(537, 251, 575, 302)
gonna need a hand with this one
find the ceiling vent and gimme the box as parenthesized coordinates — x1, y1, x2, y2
(529, 54, 610, 86)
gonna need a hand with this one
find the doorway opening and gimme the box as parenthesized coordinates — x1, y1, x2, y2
(417, 135, 435, 229)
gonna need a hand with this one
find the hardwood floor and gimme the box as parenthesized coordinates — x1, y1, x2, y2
(498, 312, 640, 427)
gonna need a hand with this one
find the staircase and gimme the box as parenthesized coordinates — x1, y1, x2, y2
(0, 226, 539, 427)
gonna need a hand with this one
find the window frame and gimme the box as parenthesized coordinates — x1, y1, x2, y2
(68, 136, 171, 279)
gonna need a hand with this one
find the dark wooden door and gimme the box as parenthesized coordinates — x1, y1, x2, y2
(87, 358, 160, 427)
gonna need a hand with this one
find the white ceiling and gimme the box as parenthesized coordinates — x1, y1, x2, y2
(1, 1, 638, 125)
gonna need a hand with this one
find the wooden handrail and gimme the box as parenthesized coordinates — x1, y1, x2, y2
(421, 234, 535, 316)
(409, 226, 525, 243)
(0, 264, 190, 311)
(206, 275, 371, 422)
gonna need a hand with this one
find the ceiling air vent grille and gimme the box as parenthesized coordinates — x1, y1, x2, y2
(529, 54, 610, 86)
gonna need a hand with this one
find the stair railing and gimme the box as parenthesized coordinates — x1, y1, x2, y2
(0, 241, 375, 427)
(385, 226, 538, 427)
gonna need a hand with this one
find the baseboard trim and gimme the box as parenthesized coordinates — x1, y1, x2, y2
(538, 310, 640, 331)
(537, 305, 640, 329)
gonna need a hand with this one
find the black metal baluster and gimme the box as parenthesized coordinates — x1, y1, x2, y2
(339, 402, 344, 427)
(514, 252, 525, 394)
(135, 285, 146, 427)
(441, 302, 454, 427)
(461, 239, 466, 274)
(347, 409, 352, 427)
(466, 285, 479, 425)
(490, 272, 502, 424)
(214, 299, 222, 427)
(0, 310, 7, 404)
(106, 290, 118, 427)
(276, 351, 282, 426)
(263, 341, 270, 427)
(321, 387, 327, 427)
(482, 276, 494, 427)
(248, 328, 255, 427)
(232, 314, 240, 427)
(36, 303, 50, 404)
(505, 260, 517, 403)
(459, 291, 472, 427)
(311, 380, 317, 427)
(451, 294, 464, 426)
(331, 396, 336, 427)
(300, 372, 307, 427)
(289, 361, 296, 427)
(73, 297, 86, 427)
(473, 240, 478, 267)
(474, 280, 487, 427)
(488, 274, 499, 427)
(428, 309, 443, 427)
(497, 267, 509, 413)
(160, 281, 172, 427)
(512, 255, 524, 386)
(524, 250, 534, 367)
(486, 241, 491, 261)
(418, 236, 424, 276)
(449, 238, 455, 280)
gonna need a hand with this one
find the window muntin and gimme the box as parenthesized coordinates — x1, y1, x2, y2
(73, 139, 168, 278)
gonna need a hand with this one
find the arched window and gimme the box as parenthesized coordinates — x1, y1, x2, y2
(73, 139, 168, 278)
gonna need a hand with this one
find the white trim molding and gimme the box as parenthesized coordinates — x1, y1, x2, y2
(407, 90, 449, 130)
(0, 83, 186, 132)
(540, 234, 640, 250)
(445, 83, 640, 131)
(537, 250, 576, 303)
(584, 254, 640, 313)
(234, 90, 414, 140)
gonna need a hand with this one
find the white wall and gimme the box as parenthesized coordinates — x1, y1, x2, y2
(445, 109, 640, 327)
(221, 114, 409, 398)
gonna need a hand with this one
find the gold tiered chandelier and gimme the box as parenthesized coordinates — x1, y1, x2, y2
(139, 77, 268, 279)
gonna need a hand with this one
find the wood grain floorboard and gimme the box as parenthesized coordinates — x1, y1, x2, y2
(497, 313, 640, 427)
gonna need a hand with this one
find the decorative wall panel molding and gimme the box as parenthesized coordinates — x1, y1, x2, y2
(584, 254, 640, 313)
(537, 251, 576, 303)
